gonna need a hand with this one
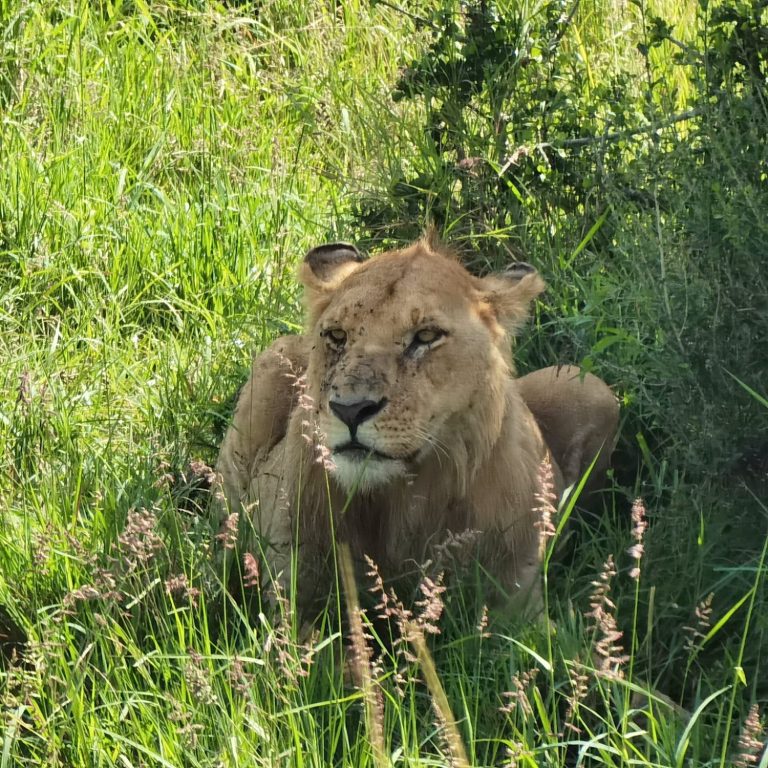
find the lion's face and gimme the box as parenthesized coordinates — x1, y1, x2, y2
(299, 239, 545, 493)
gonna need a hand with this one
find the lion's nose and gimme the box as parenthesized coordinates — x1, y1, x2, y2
(329, 397, 387, 433)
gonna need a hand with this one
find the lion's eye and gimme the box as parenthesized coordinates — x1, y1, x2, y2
(406, 328, 447, 358)
(413, 328, 445, 345)
(322, 328, 347, 348)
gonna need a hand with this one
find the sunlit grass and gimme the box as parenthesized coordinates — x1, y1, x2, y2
(1, 0, 766, 765)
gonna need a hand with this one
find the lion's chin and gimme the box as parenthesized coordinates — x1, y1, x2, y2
(330, 453, 407, 494)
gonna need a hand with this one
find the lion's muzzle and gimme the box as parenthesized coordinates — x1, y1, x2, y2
(329, 396, 388, 437)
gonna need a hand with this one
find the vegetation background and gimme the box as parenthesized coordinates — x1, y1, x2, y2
(1, 0, 766, 765)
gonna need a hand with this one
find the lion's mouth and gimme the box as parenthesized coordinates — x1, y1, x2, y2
(333, 440, 422, 465)
(333, 440, 399, 462)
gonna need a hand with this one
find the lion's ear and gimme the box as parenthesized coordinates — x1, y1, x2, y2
(299, 242, 364, 319)
(476, 262, 545, 335)
(302, 243, 364, 283)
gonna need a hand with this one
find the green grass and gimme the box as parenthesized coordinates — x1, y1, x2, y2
(1, 0, 766, 765)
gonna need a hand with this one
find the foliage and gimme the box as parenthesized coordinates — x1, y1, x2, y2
(356, 0, 645, 261)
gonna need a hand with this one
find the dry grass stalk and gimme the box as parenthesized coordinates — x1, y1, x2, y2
(562, 660, 590, 736)
(338, 543, 387, 768)
(500, 668, 539, 718)
(260, 582, 316, 684)
(407, 623, 470, 768)
(683, 592, 714, 653)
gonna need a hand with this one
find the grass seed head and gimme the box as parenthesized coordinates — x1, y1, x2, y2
(627, 498, 647, 580)
(534, 455, 558, 541)
(586, 554, 628, 679)
(734, 704, 766, 767)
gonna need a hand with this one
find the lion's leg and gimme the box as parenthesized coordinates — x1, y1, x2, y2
(211, 335, 306, 593)
(487, 525, 545, 619)
(214, 334, 308, 521)
(517, 366, 619, 492)
(244, 437, 296, 599)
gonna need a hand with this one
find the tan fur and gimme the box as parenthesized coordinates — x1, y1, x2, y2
(214, 238, 617, 616)
(516, 366, 619, 492)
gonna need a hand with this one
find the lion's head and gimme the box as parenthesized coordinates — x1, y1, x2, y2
(299, 237, 546, 494)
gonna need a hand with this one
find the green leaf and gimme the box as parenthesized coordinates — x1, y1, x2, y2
(674, 686, 730, 768)
(702, 589, 754, 646)
(564, 208, 610, 268)
(724, 370, 768, 409)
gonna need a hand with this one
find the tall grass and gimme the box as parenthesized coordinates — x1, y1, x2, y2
(1, 0, 766, 765)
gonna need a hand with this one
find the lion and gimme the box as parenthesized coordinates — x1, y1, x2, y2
(214, 237, 618, 617)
